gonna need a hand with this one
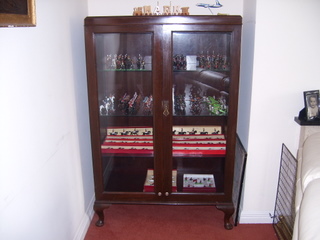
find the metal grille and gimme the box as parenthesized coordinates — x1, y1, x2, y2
(273, 144, 297, 240)
(232, 135, 247, 226)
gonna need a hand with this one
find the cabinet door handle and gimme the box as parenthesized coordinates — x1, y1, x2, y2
(158, 192, 162, 196)
(162, 100, 170, 117)
(165, 192, 169, 196)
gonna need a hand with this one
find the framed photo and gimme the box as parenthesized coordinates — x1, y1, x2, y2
(0, 0, 36, 27)
(304, 90, 320, 120)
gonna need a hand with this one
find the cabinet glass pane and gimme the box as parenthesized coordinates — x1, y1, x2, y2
(95, 33, 154, 192)
(172, 32, 230, 193)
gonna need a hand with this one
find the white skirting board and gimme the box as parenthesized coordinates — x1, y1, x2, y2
(73, 195, 95, 240)
(240, 211, 273, 224)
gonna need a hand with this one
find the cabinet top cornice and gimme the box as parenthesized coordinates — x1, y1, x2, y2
(84, 15, 242, 26)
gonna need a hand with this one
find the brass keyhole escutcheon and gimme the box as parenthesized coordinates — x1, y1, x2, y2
(162, 100, 170, 117)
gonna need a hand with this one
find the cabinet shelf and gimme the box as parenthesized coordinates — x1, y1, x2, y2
(101, 126, 226, 157)
(103, 157, 225, 193)
(174, 69, 229, 73)
(100, 69, 152, 72)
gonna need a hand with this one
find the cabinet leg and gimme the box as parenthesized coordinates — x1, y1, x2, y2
(216, 204, 234, 230)
(94, 204, 110, 227)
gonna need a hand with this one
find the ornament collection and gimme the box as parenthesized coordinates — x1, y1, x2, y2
(102, 54, 147, 70)
(133, 3, 189, 16)
(173, 52, 230, 71)
(100, 93, 153, 116)
(99, 91, 227, 116)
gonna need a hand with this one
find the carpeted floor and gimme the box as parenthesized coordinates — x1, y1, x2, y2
(84, 205, 278, 240)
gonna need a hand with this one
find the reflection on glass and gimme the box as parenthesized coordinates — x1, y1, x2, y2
(172, 32, 231, 193)
(172, 32, 231, 117)
(95, 33, 154, 192)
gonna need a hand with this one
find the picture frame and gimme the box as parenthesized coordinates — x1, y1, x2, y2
(304, 90, 320, 120)
(0, 0, 36, 27)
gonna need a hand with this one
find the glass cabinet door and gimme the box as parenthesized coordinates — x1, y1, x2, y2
(94, 33, 154, 193)
(171, 32, 231, 194)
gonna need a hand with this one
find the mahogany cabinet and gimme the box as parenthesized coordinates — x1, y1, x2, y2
(84, 15, 242, 229)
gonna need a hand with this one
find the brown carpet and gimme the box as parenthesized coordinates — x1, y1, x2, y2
(85, 205, 278, 240)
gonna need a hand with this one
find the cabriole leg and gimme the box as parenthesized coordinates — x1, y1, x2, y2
(94, 204, 110, 227)
(216, 204, 235, 230)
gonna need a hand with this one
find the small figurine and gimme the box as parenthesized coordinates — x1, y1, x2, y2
(99, 94, 115, 116)
(111, 54, 117, 69)
(163, 5, 171, 15)
(200, 128, 208, 135)
(212, 128, 220, 134)
(178, 128, 186, 135)
(196, 1, 222, 14)
(143, 129, 151, 135)
(173, 6, 180, 15)
(109, 129, 118, 135)
(133, 7, 138, 15)
(133, 7, 143, 16)
(153, 1, 161, 15)
(174, 93, 186, 115)
(131, 129, 139, 135)
(118, 93, 130, 114)
(121, 129, 130, 135)
(128, 92, 138, 114)
(110, 94, 115, 111)
(143, 6, 152, 15)
(143, 95, 153, 115)
(188, 128, 197, 135)
(99, 104, 106, 115)
(181, 7, 189, 15)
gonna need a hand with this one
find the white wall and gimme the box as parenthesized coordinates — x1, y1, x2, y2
(237, 0, 256, 149)
(88, 0, 243, 16)
(240, 0, 320, 223)
(0, 1, 93, 240)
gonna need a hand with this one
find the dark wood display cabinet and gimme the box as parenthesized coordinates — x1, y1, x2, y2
(84, 15, 242, 230)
